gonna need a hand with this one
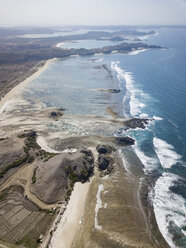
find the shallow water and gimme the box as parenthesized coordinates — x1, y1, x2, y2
(57, 39, 122, 49)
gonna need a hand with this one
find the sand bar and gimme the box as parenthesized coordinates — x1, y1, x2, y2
(37, 136, 62, 154)
(0, 58, 56, 113)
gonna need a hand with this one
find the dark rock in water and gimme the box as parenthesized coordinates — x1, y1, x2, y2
(96, 145, 112, 154)
(98, 155, 110, 170)
(50, 110, 64, 118)
(50, 111, 58, 117)
(115, 136, 135, 146)
(124, 118, 150, 129)
(108, 89, 120, 93)
(59, 108, 65, 112)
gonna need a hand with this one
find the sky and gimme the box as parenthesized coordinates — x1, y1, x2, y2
(0, 0, 186, 27)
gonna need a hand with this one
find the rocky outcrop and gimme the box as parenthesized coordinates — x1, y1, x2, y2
(114, 136, 135, 146)
(98, 154, 114, 175)
(18, 130, 37, 138)
(97, 145, 115, 174)
(80, 148, 93, 157)
(124, 118, 150, 129)
(98, 155, 110, 170)
(50, 111, 58, 117)
(108, 89, 120, 93)
(64, 150, 94, 184)
(31, 151, 94, 204)
(50, 110, 64, 118)
(96, 145, 113, 154)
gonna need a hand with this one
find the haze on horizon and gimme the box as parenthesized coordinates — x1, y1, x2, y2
(0, 0, 186, 27)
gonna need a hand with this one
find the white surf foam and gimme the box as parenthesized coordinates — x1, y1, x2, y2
(153, 116, 163, 121)
(135, 146, 157, 172)
(153, 137, 181, 169)
(0, 100, 10, 114)
(95, 58, 104, 62)
(95, 184, 104, 230)
(129, 49, 147, 55)
(37, 136, 62, 154)
(138, 32, 159, 41)
(153, 172, 186, 248)
(118, 149, 132, 175)
(139, 113, 149, 118)
(111, 61, 145, 117)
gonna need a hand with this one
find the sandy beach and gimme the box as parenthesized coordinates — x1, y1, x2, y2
(0, 58, 56, 113)
(49, 181, 91, 248)
(0, 42, 170, 248)
(71, 152, 169, 248)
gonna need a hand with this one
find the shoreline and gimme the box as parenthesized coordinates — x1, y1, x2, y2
(71, 151, 169, 248)
(0, 47, 170, 247)
(0, 58, 56, 113)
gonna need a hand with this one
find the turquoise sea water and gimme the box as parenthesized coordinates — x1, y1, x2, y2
(57, 39, 122, 49)
(23, 28, 186, 247)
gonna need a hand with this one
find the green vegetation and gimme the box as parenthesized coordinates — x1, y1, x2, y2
(31, 167, 38, 184)
(64, 159, 93, 201)
(28, 155, 34, 164)
(21, 132, 57, 161)
(0, 155, 28, 178)
(80, 167, 89, 180)
(16, 235, 39, 248)
(24, 136, 40, 150)
(0, 191, 8, 201)
(0, 131, 58, 179)
(14, 214, 54, 248)
(65, 166, 79, 184)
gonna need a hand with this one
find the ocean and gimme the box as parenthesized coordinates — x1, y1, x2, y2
(22, 27, 186, 247)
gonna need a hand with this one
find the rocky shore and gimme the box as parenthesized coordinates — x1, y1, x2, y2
(0, 41, 169, 248)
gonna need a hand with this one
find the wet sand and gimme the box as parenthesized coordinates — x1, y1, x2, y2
(0, 51, 170, 248)
(0, 58, 56, 113)
(72, 151, 169, 248)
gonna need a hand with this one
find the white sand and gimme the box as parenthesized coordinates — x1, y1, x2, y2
(37, 136, 79, 154)
(0, 58, 56, 113)
(36, 136, 62, 154)
(94, 184, 104, 230)
(49, 181, 90, 248)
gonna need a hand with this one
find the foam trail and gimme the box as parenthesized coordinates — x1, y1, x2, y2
(135, 146, 157, 172)
(140, 113, 149, 118)
(129, 49, 147, 55)
(153, 172, 186, 248)
(111, 61, 145, 117)
(118, 149, 132, 175)
(153, 138, 181, 169)
(153, 116, 163, 121)
(95, 184, 104, 230)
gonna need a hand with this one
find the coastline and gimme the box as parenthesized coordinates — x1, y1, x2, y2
(71, 151, 169, 248)
(0, 43, 170, 247)
(0, 58, 56, 113)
